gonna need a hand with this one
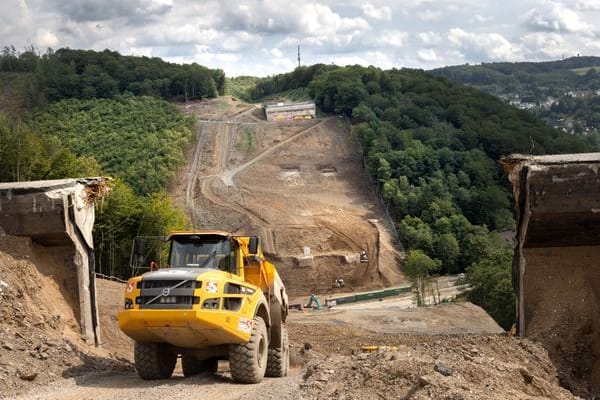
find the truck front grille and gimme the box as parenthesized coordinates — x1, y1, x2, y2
(138, 279, 198, 309)
(142, 280, 198, 289)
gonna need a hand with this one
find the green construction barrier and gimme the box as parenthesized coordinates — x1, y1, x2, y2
(326, 285, 412, 306)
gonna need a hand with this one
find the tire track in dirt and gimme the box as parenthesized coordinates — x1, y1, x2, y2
(196, 116, 280, 252)
(220, 119, 324, 187)
(198, 117, 325, 253)
(185, 121, 209, 213)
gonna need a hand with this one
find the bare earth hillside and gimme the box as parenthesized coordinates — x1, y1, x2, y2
(176, 97, 405, 296)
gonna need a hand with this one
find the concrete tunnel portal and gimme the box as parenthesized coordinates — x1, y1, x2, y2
(503, 153, 600, 396)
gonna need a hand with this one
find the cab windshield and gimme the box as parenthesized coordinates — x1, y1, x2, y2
(169, 236, 237, 273)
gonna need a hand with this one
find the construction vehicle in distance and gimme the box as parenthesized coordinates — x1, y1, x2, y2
(118, 230, 289, 383)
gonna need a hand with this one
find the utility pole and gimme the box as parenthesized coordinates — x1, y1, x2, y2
(297, 44, 301, 68)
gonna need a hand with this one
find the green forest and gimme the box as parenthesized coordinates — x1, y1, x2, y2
(431, 56, 600, 98)
(0, 46, 225, 104)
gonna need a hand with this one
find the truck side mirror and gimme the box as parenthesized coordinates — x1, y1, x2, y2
(134, 238, 145, 259)
(248, 236, 259, 255)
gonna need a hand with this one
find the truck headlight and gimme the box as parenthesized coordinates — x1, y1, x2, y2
(124, 298, 134, 309)
(202, 298, 220, 309)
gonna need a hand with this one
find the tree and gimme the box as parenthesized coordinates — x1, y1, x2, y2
(404, 249, 442, 306)
(435, 233, 460, 274)
(464, 246, 515, 330)
(398, 216, 435, 253)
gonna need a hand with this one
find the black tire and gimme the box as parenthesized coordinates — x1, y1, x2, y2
(229, 316, 268, 383)
(182, 355, 218, 377)
(134, 342, 176, 380)
(265, 325, 289, 377)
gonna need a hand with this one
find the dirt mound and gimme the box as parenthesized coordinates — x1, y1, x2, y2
(95, 279, 133, 361)
(0, 234, 130, 398)
(297, 335, 576, 400)
(283, 301, 576, 399)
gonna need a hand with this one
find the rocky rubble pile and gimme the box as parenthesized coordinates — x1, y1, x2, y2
(297, 335, 578, 400)
(0, 249, 131, 399)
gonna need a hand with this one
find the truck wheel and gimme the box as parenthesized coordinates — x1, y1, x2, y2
(265, 325, 289, 377)
(134, 342, 176, 380)
(182, 355, 218, 377)
(229, 316, 268, 383)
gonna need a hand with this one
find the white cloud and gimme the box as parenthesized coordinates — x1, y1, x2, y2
(576, 0, 600, 11)
(418, 31, 441, 45)
(300, 4, 370, 36)
(361, 3, 392, 20)
(377, 31, 409, 47)
(470, 14, 493, 23)
(417, 48, 438, 62)
(525, 2, 594, 34)
(33, 30, 59, 48)
(221, 31, 262, 52)
(520, 32, 573, 58)
(417, 9, 442, 21)
(447, 28, 522, 60)
(269, 48, 284, 58)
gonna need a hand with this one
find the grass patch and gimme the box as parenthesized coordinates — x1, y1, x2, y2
(226, 76, 259, 102)
(236, 127, 257, 155)
(257, 88, 311, 103)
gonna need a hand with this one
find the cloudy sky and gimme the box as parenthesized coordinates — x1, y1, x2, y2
(2, 0, 600, 76)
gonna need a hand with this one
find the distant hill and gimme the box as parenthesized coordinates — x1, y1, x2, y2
(0, 46, 225, 109)
(430, 57, 600, 135)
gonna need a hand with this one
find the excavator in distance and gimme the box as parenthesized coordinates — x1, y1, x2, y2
(118, 230, 289, 383)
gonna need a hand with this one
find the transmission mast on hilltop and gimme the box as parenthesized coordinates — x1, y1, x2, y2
(297, 45, 301, 67)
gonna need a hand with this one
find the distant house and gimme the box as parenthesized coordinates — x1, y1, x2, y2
(264, 101, 316, 122)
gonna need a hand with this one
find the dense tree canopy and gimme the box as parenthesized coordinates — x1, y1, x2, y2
(0, 46, 225, 104)
(32, 95, 194, 195)
(27, 95, 193, 277)
(0, 113, 99, 181)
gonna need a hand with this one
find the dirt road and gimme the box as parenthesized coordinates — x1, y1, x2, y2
(12, 368, 304, 400)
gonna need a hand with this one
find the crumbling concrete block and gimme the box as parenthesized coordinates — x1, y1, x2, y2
(0, 178, 109, 345)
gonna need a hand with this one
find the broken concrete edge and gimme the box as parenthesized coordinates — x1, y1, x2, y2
(501, 152, 600, 170)
(0, 177, 112, 346)
(501, 153, 600, 337)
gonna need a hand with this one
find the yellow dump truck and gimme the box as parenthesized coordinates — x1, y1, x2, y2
(118, 230, 289, 383)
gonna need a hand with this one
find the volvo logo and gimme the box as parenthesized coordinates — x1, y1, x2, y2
(162, 288, 170, 296)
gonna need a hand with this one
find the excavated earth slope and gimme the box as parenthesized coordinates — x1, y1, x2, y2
(177, 98, 405, 296)
(0, 233, 130, 399)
